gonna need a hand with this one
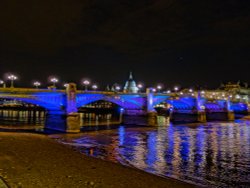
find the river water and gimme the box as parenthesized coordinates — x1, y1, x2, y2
(0, 110, 250, 187)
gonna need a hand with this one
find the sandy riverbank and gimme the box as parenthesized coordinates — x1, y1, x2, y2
(0, 132, 195, 188)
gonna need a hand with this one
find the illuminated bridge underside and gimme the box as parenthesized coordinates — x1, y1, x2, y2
(0, 91, 248, 114)
(76, 94, 145, 109)
(0, 93, 65, 112)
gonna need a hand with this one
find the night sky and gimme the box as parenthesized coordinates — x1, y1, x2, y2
(0, 0, 250, 89)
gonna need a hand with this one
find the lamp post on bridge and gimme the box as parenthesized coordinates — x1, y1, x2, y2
(8, 74, 17, 88)
(92, 84, 98, 91)
(174, 86, 179, 96)
(50, 77, 58, 88)
(83, 80, 90, 91)
(33, 81, 41, 89)
(115, 85, 121, 92)
(157, 85, 162, 93)
(137, 83, 143, 93)
(0, 80, 6, 88)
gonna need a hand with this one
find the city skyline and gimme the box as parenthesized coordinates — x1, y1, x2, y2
(0, 71, 248, 90)
(1, 1, 250, 87)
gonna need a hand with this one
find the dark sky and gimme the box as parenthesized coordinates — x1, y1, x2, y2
(0, 0, 250, 89)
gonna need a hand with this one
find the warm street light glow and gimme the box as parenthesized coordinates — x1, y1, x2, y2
(92, 84, 98, 90)
(50, 77, 58, 87)
(137, 83, 143, 93)
(33, 81, 41, 88)
(83, 79, 90, 91)
(8, 74, 18, 88)
(115, 86, 121, 91)
(157, 85, 162, 91)
(137, 84, 143, 89)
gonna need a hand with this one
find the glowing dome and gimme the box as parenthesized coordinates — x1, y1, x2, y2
(123, 72, 139, 93)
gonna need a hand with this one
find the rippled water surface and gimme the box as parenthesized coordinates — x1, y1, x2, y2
(1, 110, 250, 187)
(56, 120, 250, 187)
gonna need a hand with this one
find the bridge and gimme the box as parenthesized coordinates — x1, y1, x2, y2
(0, 83, 249, 132)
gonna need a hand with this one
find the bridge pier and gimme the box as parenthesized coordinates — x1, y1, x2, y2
(226, 97, 235, 121)
(146, 88, 158, 125)
(227, 111, 235, 121)
(197, 110, 207, 123)
(196, 91, 207, 123)
(45, 83, 81, 133)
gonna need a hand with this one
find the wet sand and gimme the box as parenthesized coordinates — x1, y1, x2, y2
(0, 133, 196, 188)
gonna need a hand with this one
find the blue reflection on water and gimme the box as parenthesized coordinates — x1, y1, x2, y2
(146, 132, 157, 170)
(58, 120, 250, 187)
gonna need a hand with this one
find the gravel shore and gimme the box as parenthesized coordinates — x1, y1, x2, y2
(0, 132, 195, 188)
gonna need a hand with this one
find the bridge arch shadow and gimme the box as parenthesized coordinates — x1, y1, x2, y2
(76, 94, 144, 110)
(0, 95, 64, 112)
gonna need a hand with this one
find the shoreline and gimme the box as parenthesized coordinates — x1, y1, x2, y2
(0, 132, 196, 188)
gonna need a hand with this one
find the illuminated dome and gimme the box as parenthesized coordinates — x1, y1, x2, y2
(123, 72, 139, 93)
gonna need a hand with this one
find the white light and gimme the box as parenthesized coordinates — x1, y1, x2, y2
(180, 92, 183, 95)
(137, 84, 143, 89)
(174, 86, 179, 91)
(167, 90, 171, 94)
(50, 78, 58, 83)
(115, 86, 121, 91)
(8, 74, 17, 80)
(64, 83, 69, 88)
(189, 89, 193, 92)
(83, 80, 90, 85)
(152, 88, 156, 92)
(92, 84, 98, 90)
(33, 81, 41, 87)
(157, 85, 162, 90)
(0, 80, 4, 84)
(201, 91, 205, 94)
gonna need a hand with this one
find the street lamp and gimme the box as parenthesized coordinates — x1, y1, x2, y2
(157, 85, 162, 92)
(0, 80, 5, 88)
(115, 85, 121, 91)
(137, 83, 143, 92)
(33, 81, 41, 89)
(8, 74, 17, 88)
(174, 86, 179, 92)
(83, 80, 90, 91)
(50, 77, 58, 87)
(64, 83, 69, 88)
(92, 84, 98, 91)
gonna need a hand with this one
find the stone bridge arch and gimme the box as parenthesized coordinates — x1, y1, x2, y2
(153, 96, 196, 110)
(76, 94, 145, 110)
(0, 93, 65, 113)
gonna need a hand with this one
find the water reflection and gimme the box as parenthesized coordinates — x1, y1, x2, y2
(0, 109, 250, 187)
(57, 120, 250, 187)
(0, 109, 45, 128)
